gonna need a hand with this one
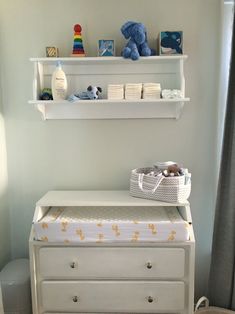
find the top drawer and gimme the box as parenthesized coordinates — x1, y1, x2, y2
(39, 247, 185, 279)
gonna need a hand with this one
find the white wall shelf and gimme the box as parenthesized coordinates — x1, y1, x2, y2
(29, 56, 189, 120)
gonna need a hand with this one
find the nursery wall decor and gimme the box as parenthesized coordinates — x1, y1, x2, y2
(98, 40, 115, 56)
(46, 47, 59, 57)
(160, 31, 183, 55)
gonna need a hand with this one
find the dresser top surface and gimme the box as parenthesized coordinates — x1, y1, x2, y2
(36, 190, 189, 207)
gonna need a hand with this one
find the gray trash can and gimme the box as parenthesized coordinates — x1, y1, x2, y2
(0, 258, 32, 314)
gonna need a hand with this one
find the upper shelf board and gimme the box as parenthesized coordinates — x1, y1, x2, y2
(30, 55, 188, 65)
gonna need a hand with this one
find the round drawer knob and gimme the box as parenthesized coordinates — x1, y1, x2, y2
(146, 262, 152, 269)
(72, 296, 78, 303)
(148, 296, 154, 303)
(70, 262, 76, 269)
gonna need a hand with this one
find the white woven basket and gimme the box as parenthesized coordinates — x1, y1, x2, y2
(195, 297, 235, 314)
(130, 167, 191, 203)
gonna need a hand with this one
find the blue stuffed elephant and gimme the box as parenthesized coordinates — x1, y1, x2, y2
(121, 21, 155, 61)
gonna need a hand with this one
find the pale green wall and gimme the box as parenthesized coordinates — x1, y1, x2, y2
(0, 113, 10, 269)
(0, 0, 221, 297)
(0, 77, 10, 269)
(0, 150, 10, 268)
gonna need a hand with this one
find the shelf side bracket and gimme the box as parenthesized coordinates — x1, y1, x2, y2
(179, 59, 185, 97)
(36, 104, 46, 120)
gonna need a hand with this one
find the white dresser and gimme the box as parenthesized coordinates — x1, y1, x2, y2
(29, 190, 195, 314)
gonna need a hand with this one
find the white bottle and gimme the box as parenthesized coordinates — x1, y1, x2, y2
(51, 61, 68, 100)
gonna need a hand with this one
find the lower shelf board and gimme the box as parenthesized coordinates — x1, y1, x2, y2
(28, 98, 190, 120)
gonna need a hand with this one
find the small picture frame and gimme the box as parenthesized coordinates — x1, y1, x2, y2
(46, 47, 59, 57)
(98, 40, 115, 57)
(159, 31, 183, 55)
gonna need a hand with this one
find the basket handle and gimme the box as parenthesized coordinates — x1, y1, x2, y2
(185, 173, 191, 185)
(138, 173, 164, 194)
(195, 297, 209, 311)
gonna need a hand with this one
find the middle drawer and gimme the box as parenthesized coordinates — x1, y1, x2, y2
(39, 247, 185, 279)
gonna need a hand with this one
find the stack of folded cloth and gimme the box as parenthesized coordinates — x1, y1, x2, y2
(161, 89, 183, 99)
(125, 83, 142, 100)
(107, 84, 124, 99)
(142, 83, 161, 99)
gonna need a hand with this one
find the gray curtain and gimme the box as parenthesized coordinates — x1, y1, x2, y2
(208, 10, 235, 310)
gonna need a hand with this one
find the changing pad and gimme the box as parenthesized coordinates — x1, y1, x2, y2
(33, 206, 190, 243)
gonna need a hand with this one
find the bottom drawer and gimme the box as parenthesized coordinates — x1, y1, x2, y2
(41, 281, 185, 312)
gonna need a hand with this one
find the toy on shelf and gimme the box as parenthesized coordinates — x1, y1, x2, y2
(68, 85, 102, 102)
(121, 21, 156, 61)
(40, 88, 53, 100)
(71, 24, 85, 57)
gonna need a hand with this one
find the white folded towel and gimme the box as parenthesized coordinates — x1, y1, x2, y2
(162, 89, 183, 99)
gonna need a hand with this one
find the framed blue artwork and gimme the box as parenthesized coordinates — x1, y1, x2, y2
(98, 40, 115, 56)
(160, 31, 183, 55)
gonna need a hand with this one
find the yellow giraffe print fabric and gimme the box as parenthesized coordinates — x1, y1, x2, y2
(35, 206, 190, 243)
